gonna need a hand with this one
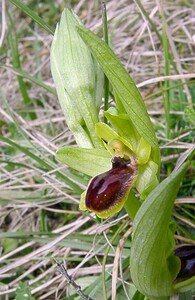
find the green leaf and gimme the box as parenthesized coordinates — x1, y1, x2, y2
(178, 291, 193, 300)
(132, 290, 145, 300)
(2, 238, 18, 254)
(16, 282, 35, 300)
(56, 146, 112, 177)
(184, 106, 195, 126)
(130, 162, 188, 298)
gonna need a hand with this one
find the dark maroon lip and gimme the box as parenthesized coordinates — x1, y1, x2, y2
(174, 245, 195, 281)
(85, 156, 137, 212)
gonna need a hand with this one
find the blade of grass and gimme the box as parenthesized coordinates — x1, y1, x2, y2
(145, 81, 194, 102)
(160, 7, 172, 174)
(162, 21, 171, 141)
(40, 209, 48, 232)
(10, 0, 54, 35)
(102, 220, 129, 300)
(1, 64, 56, 95)
(7, 10, 35, 120)
(84, 256, 131, 300)
(0, 135, 82, 193)
(1, 89, 80, 193)
(1, 87, 56, 159)
(0, 232, 107, 252)
(135, 0, 162, 43)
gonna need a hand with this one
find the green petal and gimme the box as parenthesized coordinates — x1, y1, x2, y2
(95, 122, 134, 153)
(136, 137, 151, 165)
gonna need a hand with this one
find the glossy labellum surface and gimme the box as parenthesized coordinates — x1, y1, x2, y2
(85, 156, 137, 215)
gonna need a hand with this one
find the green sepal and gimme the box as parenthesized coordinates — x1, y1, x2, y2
(104, 108, 140, 153)
(130, 162, 188, 299)
(56, 146, 111, 177)
(104, 110, 152, 165)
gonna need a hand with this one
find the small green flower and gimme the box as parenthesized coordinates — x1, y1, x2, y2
(57, 122, 158, 218)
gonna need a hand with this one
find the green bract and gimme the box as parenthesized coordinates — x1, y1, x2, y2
(50, 8, 103, 149)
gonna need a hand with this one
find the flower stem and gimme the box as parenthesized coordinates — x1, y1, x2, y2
(101, 1, 109, 123)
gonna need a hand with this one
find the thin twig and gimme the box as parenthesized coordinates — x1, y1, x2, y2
(54, 259, 93, 300)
